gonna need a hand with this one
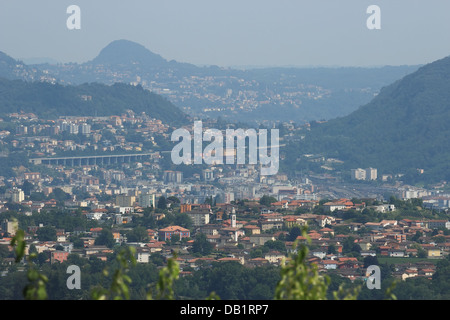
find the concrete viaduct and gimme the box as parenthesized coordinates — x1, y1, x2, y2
(29, 153, 152, 166)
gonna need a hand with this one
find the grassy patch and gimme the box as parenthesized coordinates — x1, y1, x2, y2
(377, 257, 440, 265)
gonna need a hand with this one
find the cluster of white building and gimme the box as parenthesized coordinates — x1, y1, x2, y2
(351, 167, 377, 181)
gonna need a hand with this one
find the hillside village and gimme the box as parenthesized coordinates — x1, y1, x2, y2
(1, 192, 449, 284)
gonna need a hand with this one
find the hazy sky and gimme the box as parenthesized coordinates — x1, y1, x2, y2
(1, 0, 450, 67)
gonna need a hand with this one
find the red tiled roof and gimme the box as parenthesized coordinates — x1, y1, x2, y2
(159, 225, 190, 232)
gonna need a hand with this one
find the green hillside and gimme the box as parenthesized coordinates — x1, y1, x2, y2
(0, 77, 188, 126)
(290, 55, 450, 184)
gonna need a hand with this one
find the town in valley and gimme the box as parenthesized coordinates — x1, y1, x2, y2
(0, 108, 449, 299)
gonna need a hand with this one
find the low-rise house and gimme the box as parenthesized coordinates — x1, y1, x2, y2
(249, 234, 276, 246)
(58, 242, 73, 253)
(90, 228, 103, 238)
(298, 213, 319, 222)
(405, 249, 418, 257)
(259, 220, 283, 231)
(217, 257, 243, 265)
(426, 248, 442, 259)
(187, 257, 215, 270)
(389, 249, 406, 257)
(337, 257, 361, 269)
(136, 247, 151, 263)
(368, 204, 396, 213)
(345, 222, 363, 232)
(316, 215, 335, 228)
(420, 268, 435, 278)
(358, 240, 372, 251)
(90, 253, 109, 261)
(360, 250, 377, 257)
(264, 251, 285, 265)
(221, 226, 245, 243)
(158, 226, 190, 241)
(379, 246, 391, 256)
(81, 237, 95, 247)
(426, 220, 450, 230)
(283, 216, 307, 228)
(56, 229, 67, 243)
(243, 224, 261, 235)
(288, 200, 318, 210)
(146, 241, 165, 253)
(271, 200, 289, 210)
(247, 257, 270, 267)
(365, 222, 384, 231)
(34, 242, 56, 254)
(321, 260, 339, 270)
(437, 242, 450, 253)
(83, 245, 111, 258)
(322, 199, 353, 212)
(402, 269, 419, 280)
(380, 220, 398, 228)
(319, 227, 334, 237)
(198, 225, 220, 236)
(386, 233, 407, 242)
(206, 234, 221, 245)
(308, 231, 322, 240)
(86, 212, 105, 220)
(51, 251, 69, 264)
(146, 229, 158, 241)
(311, 249, 327, 259)
(238, 236, 254, 249)
(259, 213, 283, 231)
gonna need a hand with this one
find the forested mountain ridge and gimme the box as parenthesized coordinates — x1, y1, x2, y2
(0, 51, 46, 82)
(291, 54, 450, 183)
(0, 77, 188, 125)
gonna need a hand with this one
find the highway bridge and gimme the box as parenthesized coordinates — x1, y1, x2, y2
(29, 153, 153, 166)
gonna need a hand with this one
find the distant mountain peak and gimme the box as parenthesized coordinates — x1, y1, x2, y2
(91, 39, 167, 66)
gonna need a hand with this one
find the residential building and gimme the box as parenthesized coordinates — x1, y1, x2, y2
(427, 248, 442, 259)
(351, 168, 377, 181)
(80, 123, 91, 136)
(158, 226, 191, 241)
(11, 188, 25, 203)
(202, 169, 214, 181)
(139, 192, 155, 208)
(264, 251, 285, 264)
(322, 199, 354, 212)
(115, 194, 136, 207)
(51, 251, 69, 264)
(426, 220, 450, 230)
(1, 219, 18, 236)
(351, 168, 366, 181)
(163, 170, 183, 184)
(187, 208, 211, 227)
(136, 248, 151, 263)
(365, 168, 377, 181)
